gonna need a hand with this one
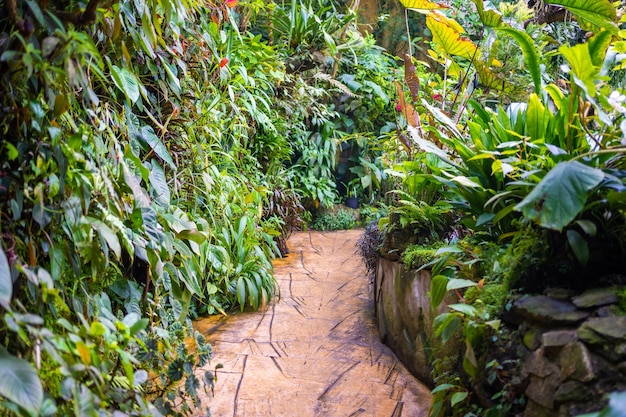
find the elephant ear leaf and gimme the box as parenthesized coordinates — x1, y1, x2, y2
(426, 13, 478, 60)
(110, 65, 140, 104)
(0, 347, 43, 415)
(515, 161, 604, 231)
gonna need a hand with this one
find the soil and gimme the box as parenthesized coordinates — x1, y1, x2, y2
(193, 230, 432, 417)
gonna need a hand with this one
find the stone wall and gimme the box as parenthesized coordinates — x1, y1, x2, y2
(374, 258, 457, 386)
(374, 257, 626, 415)
(509, 289, 626, 416)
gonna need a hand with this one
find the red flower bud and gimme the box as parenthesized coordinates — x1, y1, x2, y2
(219, 57, 229, 68)
(227, 0, 238, 7)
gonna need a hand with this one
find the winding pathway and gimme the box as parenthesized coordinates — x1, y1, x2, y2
(194, 230, 432, 417)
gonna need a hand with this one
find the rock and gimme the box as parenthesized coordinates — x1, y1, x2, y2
(525, 372, 560, 410)
(524, 399, 555, 417)
(559, 342, 595, 382)
(578, 316, 626, 344)
(512, 295, 589, 326)
(524, 347, 560, 378)
(595, 305, 622, 318)
(544, 287, 575, 301)
(572, 288, 619, 309)
(615, 343, 626, 361)
(554, 381, 591, 404)
(542, 330, 577, 354)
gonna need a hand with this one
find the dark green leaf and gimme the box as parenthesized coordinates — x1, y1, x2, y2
(515, 161, 604, 231)
(430, 275, 448, 309)
(495, 28, 542, 95)
(139, 126, 176, 170)
(567, 229, 589, 265)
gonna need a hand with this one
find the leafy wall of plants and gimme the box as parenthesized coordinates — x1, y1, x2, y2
(0, 0, 420, 414)
(0, 0, 284, 414)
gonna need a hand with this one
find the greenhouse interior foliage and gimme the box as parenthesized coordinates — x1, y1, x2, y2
(1, 0, 626, 415)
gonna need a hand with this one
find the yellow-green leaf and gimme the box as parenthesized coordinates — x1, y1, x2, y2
(76, 341, 92, 365)
(426, 15, 477, 60)
(472, 0, 504, 27)
(400, 0, 448, 11)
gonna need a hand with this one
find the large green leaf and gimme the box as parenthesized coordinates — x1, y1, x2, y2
(0, 244, 11, 309)
(110, 65, 140, 104)
(525, 93, 548, 140)
(515, 161, 604, 231)
(567, 229, 589, 265)
(430, 274, 448, 309)
(139, 126, 176, 170)
(149, 160, 171, 206)
(89, 218, 122, 259)
(0, 347, 43, 414)
(559, 43, 600, 96)
(495, 27, 542, 95)
(426, 14, 478, 60)
(548, 0, 617, 33)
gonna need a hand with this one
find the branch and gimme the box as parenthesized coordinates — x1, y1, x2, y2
(524, 5, 568, 28)
(6, 0, 28, 34)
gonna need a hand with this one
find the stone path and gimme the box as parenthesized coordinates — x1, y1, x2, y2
(194, 230, 432, 417)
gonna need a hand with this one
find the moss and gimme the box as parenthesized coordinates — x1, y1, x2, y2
(402, 242, 443, 270)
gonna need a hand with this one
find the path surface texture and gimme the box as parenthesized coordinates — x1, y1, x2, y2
(194, 230, 432, 417)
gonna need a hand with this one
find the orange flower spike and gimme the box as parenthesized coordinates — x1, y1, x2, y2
(219, 57, 229, 68)
(227, 0, 238, 7)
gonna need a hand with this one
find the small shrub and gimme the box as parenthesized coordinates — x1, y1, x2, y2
(310, 209, 357, 231)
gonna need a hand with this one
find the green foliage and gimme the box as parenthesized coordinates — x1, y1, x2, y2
(389, 1, 626, 416)
(379, 193, 454, 246)
(402, 243, 443, 270)
(310, 209, 357, 231)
